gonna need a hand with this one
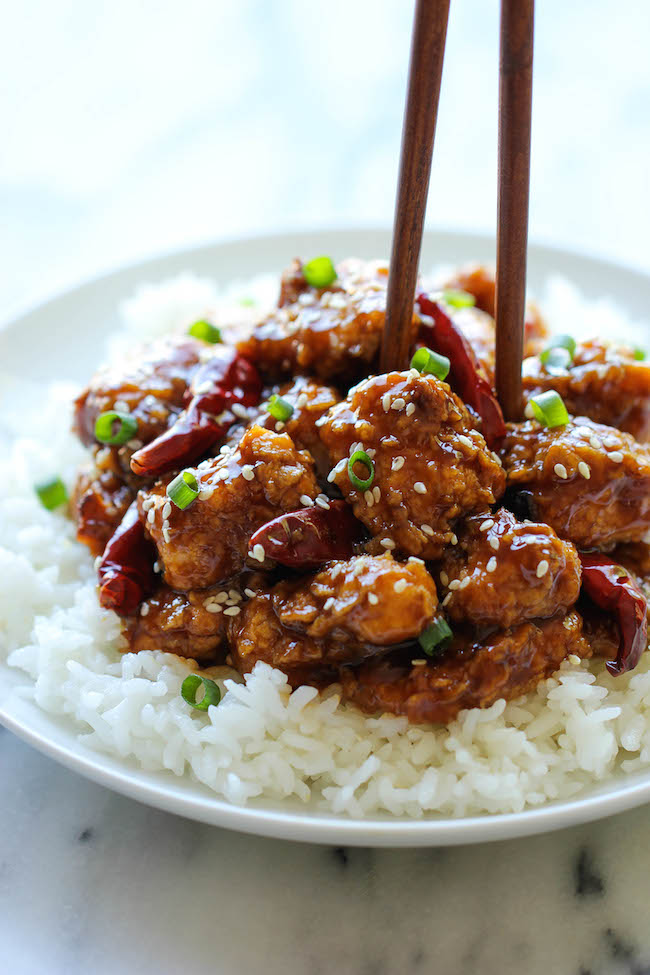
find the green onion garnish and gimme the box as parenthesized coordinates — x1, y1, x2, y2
(267, 394, 294, 422)
(94, 411, 138, 446)
(410, 346, 451, 380)
(419, 617, 453, 656)
(633, 347, 646, 361)
(303, 256, 337, 289)
(188, 320, 222, 344)
(238, 297, 256, 307)
(167, 469, 199, 510)
(181, 674, 221, 711)
(529, 390, 570, 428)
(347, 450, 375, 491)
(441, 288, 476, 309)
(539, 346, 572, 374)
(35, 477, 68, 511)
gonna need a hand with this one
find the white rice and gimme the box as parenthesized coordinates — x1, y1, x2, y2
(0, 268, 648, 819)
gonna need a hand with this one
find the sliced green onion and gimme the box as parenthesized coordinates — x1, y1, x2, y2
(181, 674, 221, 711)
(529, 390, 570, 428)
(419, 617, 453, 656)
(35, 477, 68, 511)
(410, 346, 451, 380)
(441, 288, 476, 309)
(238, 296, 256, 307)
(167, 469, 199, 510)
(541, 333, 576, 366)
(188, 319, 222, 344)
(94, 411, 138, 446)
(303, 256, 337, 289)
(347, 450, 374, 491)
(540, 346, 572, 374)
(267, 394, 294, 422)
(633, 347, 646, 361)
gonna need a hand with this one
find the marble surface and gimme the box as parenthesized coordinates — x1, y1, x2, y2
(3, 1, 650, 972)
(2, 720, 650, 975)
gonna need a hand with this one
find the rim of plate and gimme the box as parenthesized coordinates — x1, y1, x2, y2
(2, 226, 649, 847)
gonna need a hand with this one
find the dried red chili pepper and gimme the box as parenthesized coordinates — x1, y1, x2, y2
(579, 552, 648, 676)
(416, 292, 506, 448)
(249, 501, 365, 568)
(131, 347, 262, 477)
(98, 501, 157, 616)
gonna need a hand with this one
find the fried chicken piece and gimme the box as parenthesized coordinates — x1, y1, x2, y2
(319, 371, 506, 559)
(238, 258, 419, 383)
(228, 554, 438, 680)
(139, 425, 320, 591)
(437, 508, 582, 628)
(73, 336, 204, 450)
(257, 375, 339, 475)
(72, 458, 134, 556)
(126, 585, 228, 661)
(439, 263, 548, 356)
(502, 417, 650, 549)
(340, 611, 591, 724)
(523, 338, 650, 442)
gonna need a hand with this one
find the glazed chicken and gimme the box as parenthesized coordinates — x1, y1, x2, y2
(70, 256, 650, 726)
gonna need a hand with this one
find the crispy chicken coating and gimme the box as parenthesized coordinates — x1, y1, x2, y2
(502, 417, 650, 549)
(228, 554, 438, 679)
(440, 263, 548, 356)
(437, 508, 582, 628)
(523, 338, 650, 442)
(72, 454, 134, 556)
(257, 375, 339, 475)
(319, 371, 506, 558)
(126, 585, 228, 661)
(73, 336, 204, 450)
(340, 611, 591, 724)
(139, 425, 320, 591)
(238, 258, 419, 383)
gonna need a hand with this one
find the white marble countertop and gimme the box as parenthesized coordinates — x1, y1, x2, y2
(2, 2, 650, 972)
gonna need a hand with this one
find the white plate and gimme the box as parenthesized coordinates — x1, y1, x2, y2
(2, 228, 650, 847)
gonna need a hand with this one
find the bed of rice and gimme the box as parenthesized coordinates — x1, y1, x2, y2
(0, 268, 649, 819)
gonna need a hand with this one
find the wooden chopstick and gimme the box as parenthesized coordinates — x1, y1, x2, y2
(380, 0, 451, 374)
(494, 0, 535, 421)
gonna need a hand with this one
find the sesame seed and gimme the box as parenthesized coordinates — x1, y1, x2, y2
(568, 653, 581, 665)
(252, 543, 266, 563)
(205, 603, 222, 614)
(604, 435, 620, 448)
(153, 561, 161, 573)
(327, 469, 338, 483)
(442, 593, 452, 607)
(141, 497, 155, 512)
(215, 591, 229, 603)
(232, 403, 249, 419)
(524, 402, 535, 419)
(244, 588, 256, 599)
(372, 485, 381, 503)
(198, 488, 214, 501)
(609, 451, 624, 464)
(366, 448, 376, 459)
(140, 603, 150, 616)
(147, 508, 156, 525)
(364, 490, 374, 507)
(448, 579, 461, 591)
(589, 435, 602, 449)
(242, 464, 255, 481)
(162, 501, 171, 520)
(368, 593, 379, 605)
(296, 393, 309, 408)
(315, 495, 331, 510)
(394, 579, 408, 593)
(408, 556, 424, 565)
(554, 463, 568, 479)
(450, 534, 458, 545)
(480, 519, 494, 532)
(486, 556, 497, 573)
(382, 393, 391, 413)
(162, 527, 171, 544)
(536, 559, 549, 578)
(489, 537, 499, 551)
(459, 577, 470, 590)
(228, 589, 242, 602)
(411, 659, 427, 666)
(578, 461, 591, 479)
(391, 397, 406, 412)
(300, 495, 314, 507)
(405, 403, 415, 416)
(380, 538, 395, 550)
(297, 293, 314, 306)
(391, 456, 405, 472)
(323, 597, 335, 611)
(223, 606, 241, 617)
(421, 524, 434, 536)
(458, 435, 473, 449)
(275, 421, 285, 432)
(414, 481, 427, 494)
(352, 561, 365, 577)
(440, 570, 449, 586)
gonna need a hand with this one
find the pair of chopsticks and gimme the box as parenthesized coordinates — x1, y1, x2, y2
(381, 0, 534, 422)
